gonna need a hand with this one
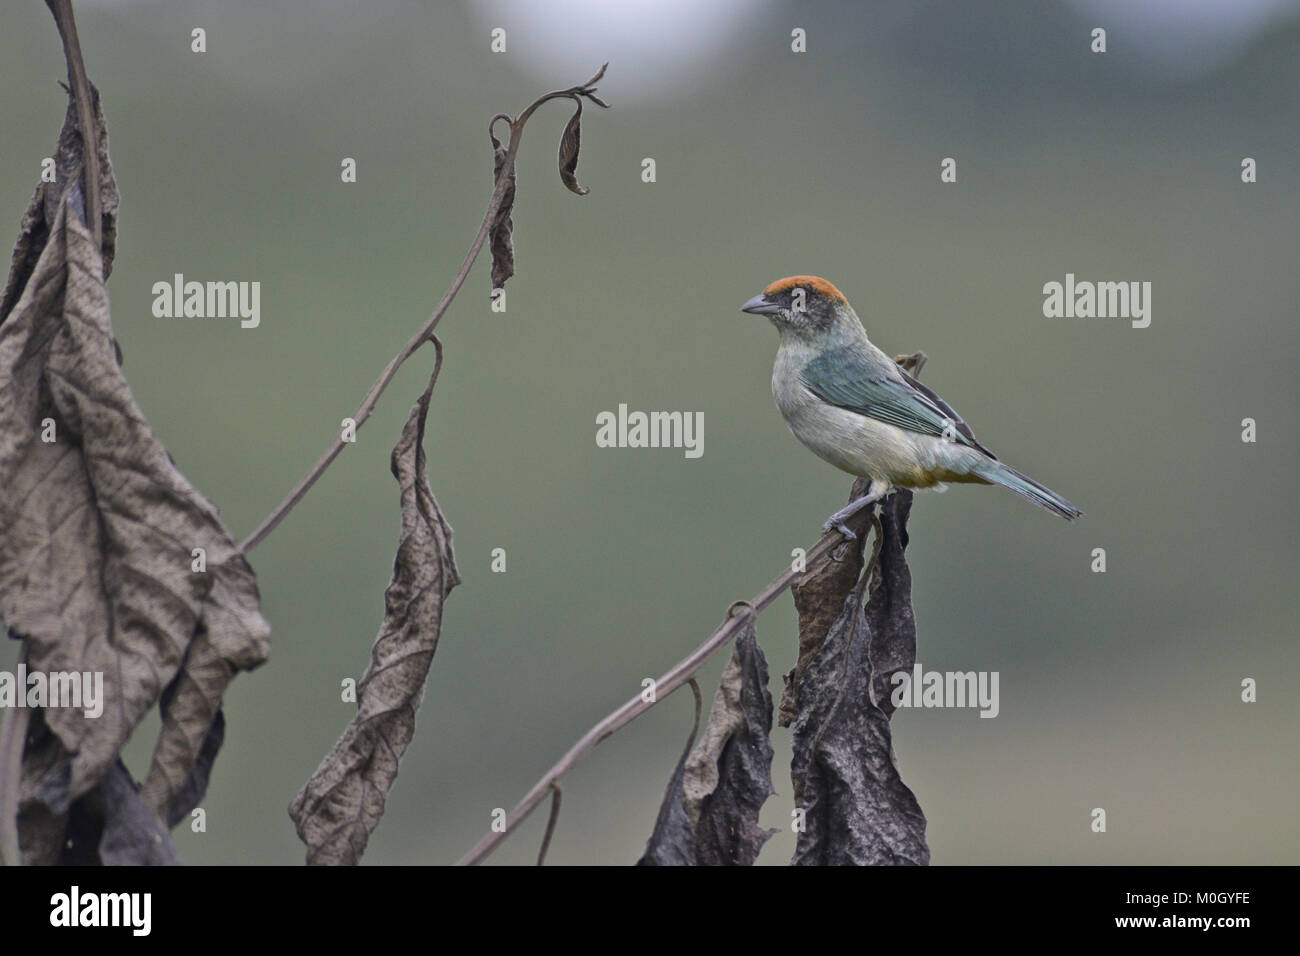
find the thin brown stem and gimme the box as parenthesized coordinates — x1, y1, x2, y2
(46, 0, 101, 258)
(240, 70, 607, 554)
(535, 784, 562, 866)
(0, 646, 30, 866)
(684, 677, 703, 757)
(454, 529, 859, 866)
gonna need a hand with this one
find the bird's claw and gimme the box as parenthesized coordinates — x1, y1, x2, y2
(823, 520, 857, 541)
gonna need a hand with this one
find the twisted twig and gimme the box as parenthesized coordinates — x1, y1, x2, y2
(240, 66, 609, 554)
(46, 0, 101, 258)
(454, 527, 867, 865)
(455, 356, 927, 865)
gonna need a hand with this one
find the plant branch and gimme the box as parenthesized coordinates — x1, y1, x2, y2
(535, 784, 562, 866)
(46, 0, 101, 258)
(456, 352, 926, 866)
(454, 528, 862, 866)
(0, 647, 28, 866)
(239, 66, 609, 554)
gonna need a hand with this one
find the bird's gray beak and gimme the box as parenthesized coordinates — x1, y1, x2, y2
(740, 293, 780, 315)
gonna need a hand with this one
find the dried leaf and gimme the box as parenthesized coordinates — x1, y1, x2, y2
(788, 489, 929, 866)
(1, 91, 118, 318)
(892, 351, 927, 378)
(15, 708, 77, 865)
(0, 92, 271, 852)
(148, 681, 226, 829)
(558, 98, 590, 196)
(17, 713, 182, 864)
(488, 125, 516, 291)
(139, 570, 267, 820)
(638, 619, 777, 866)
(865, 495, 918, 719)
(288, 355, 460, 865)
(781, 479, 878, 727)
(73, 760, 183, 866)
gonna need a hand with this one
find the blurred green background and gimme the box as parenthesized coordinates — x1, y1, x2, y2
(2, 0, 1297, 865)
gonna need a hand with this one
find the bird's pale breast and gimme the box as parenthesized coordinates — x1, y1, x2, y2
(771, 341, 982, 487)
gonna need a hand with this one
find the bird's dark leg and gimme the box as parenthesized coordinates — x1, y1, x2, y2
(821, 479, 892, 540)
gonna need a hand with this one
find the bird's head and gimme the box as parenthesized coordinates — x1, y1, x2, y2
(740, 275, 860, 342)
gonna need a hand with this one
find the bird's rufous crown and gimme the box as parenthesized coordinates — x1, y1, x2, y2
(762, 275, 847, 304)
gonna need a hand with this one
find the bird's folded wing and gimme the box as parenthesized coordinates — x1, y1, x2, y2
(799, 346, 996, 458)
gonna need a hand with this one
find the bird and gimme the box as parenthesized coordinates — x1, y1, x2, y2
(740, 275, 1082, 539)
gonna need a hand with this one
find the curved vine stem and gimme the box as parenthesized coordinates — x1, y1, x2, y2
(454, 528, 864, 865)
(535, 784, 562, 866)
(239, 65, 609, 554)
(0, 645, 29, 866)
(46, 0, 101, 259)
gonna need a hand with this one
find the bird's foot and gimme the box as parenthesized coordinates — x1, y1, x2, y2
(822, 518, 857, 540)
(821, 485, 888, 540)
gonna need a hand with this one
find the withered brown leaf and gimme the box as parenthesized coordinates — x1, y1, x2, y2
(558, 97, 590, 196)
(488, 123, 516, 291)
(638, 618, 777, 866)
(288, 347, 460, 865)
(787, 490, 928, 866)
(0, 92, 270, 856)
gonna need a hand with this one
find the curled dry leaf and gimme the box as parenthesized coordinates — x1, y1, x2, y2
(288, 347, 460, 865)
(145, 680, 226, 828)
(558, 97, 590, 196)
(781, 477, 878, 727)
(892, 351, 928, 379)
(0, 91, 270, 860)
(56, 757, 183, 866)
(638, 617, 777, 866)
(787, 489, 929, 866)
(488, 122, 516, 291)
(863, 494, 919, 720)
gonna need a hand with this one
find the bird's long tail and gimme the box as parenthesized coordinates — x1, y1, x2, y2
(973, 460, 1083, 520)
